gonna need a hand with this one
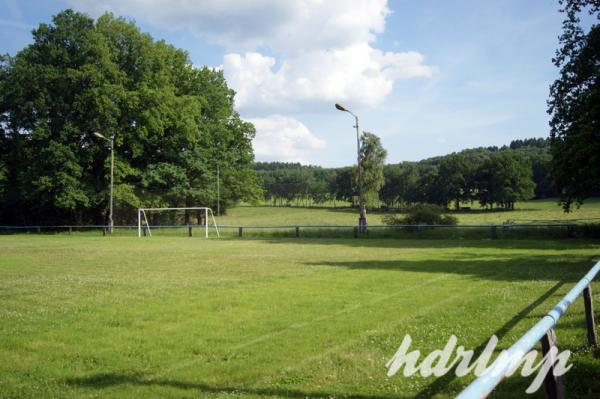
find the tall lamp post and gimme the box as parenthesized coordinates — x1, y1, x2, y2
(93, 132, 114, 234)
(335, 103, 367, 232)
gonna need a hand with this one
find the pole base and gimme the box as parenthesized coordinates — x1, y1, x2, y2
(358, 217, 367, 233)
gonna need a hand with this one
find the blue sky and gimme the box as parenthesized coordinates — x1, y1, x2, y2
(0, 0, 565, 167)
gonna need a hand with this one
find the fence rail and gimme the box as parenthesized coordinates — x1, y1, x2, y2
(0, 223, 592, 239)
(455, 260, 600, 399)
(0, 223, 580, 228)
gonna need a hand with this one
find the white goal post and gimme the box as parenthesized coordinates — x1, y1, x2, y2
(137, 207, 220, 238)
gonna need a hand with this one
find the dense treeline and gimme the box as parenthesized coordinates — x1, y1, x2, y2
(257, 138, 555, 210)
(0, 10, 261, 225)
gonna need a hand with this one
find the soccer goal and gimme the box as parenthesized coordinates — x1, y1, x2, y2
(137, 207, 220, 238)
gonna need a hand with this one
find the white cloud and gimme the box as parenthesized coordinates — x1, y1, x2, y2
(248, 115, 325, 163)
(224, 45, 433, 112)
(66, 0, 433, 112)
(65, 0, 390, 54)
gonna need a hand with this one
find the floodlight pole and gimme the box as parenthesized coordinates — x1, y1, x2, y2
(94, 132, 114, 234)
(109, 137, 114, 233)
(335, 103, 367, 233)
(217, 164, 220, 216)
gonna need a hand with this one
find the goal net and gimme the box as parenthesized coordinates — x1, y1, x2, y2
(137, 207, 220, 238)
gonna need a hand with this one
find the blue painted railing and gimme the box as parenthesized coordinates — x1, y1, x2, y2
(455, 260, 600, 398)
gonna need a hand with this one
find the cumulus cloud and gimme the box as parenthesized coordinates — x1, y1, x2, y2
(65, 0, 390, 53)
(224, 45, 432, 111)
(248, 115, 325, 163)
(67, 0, 432, 112)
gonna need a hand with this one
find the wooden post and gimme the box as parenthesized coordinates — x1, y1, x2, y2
(102, 228, 106, 236)
(567, 224, 575, 238)
(295, 226, 300, 238)
(188, 225, 192, 237)
(583, 284, 597, 347)
(353, 226, 358, 238)
(239, 227, 243, 237)
(491, 225, 498, 239)
(540, 329, 566, 399)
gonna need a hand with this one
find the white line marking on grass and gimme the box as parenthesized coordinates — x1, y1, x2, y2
(157, 273, 456, 377)
(230, 274, 452, 351)
(269, 280, 489, 378)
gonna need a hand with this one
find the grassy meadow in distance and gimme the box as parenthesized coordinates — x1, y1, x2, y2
(1, 235, 599, 398)
(220, 198, 600, 226)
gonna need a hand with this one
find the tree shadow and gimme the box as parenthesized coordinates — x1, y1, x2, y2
(304, 255, 594, 283)
(259, 236, 600, 252)
(65, 373, 402, 399)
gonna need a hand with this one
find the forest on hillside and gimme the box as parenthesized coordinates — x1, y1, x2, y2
(256, 138, 557, 210)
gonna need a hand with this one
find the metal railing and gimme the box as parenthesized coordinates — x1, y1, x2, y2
(455, 260, 600, 399)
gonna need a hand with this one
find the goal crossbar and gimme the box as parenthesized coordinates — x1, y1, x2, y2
(137, 207, 219, 238)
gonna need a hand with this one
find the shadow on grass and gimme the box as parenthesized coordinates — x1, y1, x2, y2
(412, 281, 564, 398)
(65, 373, 400, 399)
(256, 237, 600, 252)
(477, 344, 600, 398)
(303, 254, 595, 283)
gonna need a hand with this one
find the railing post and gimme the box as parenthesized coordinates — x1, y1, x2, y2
(353, 226, 358, 238)
(239, 227, 243, 237)
(295, 226, 300, 238)
(583, 284, 597, 347)
(102, 227, 106, 236)
(491, 225, 498, 239)
(540, 329, 566, 399)
(188, 225, 192, 237)
(567, 224, 575, 238)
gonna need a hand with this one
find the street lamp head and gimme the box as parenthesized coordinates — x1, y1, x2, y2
(335, 103, 348, 112)
(93, 132, 107, 140)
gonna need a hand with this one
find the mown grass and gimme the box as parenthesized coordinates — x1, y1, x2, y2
(0, 236, 599, 398)
(217, 198, 600, 227)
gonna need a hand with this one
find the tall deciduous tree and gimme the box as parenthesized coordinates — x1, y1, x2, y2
(474, 152, 535, 210)
(434, 154, 474, 210)
(0, 10, 261, 224)
(358, 132, 387, 207)
(548, 0, 600, 210)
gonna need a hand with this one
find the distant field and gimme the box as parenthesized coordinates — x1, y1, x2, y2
(454, 198, 600, 225)
(217, 198, 600, 226)
(1, 236, 599, 398)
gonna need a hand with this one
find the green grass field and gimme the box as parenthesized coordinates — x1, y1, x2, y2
(1, 236, 599, 398)
(218, 198, 600, 226)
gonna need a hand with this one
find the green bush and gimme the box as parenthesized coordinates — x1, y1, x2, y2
(382, 204, 458, 225)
